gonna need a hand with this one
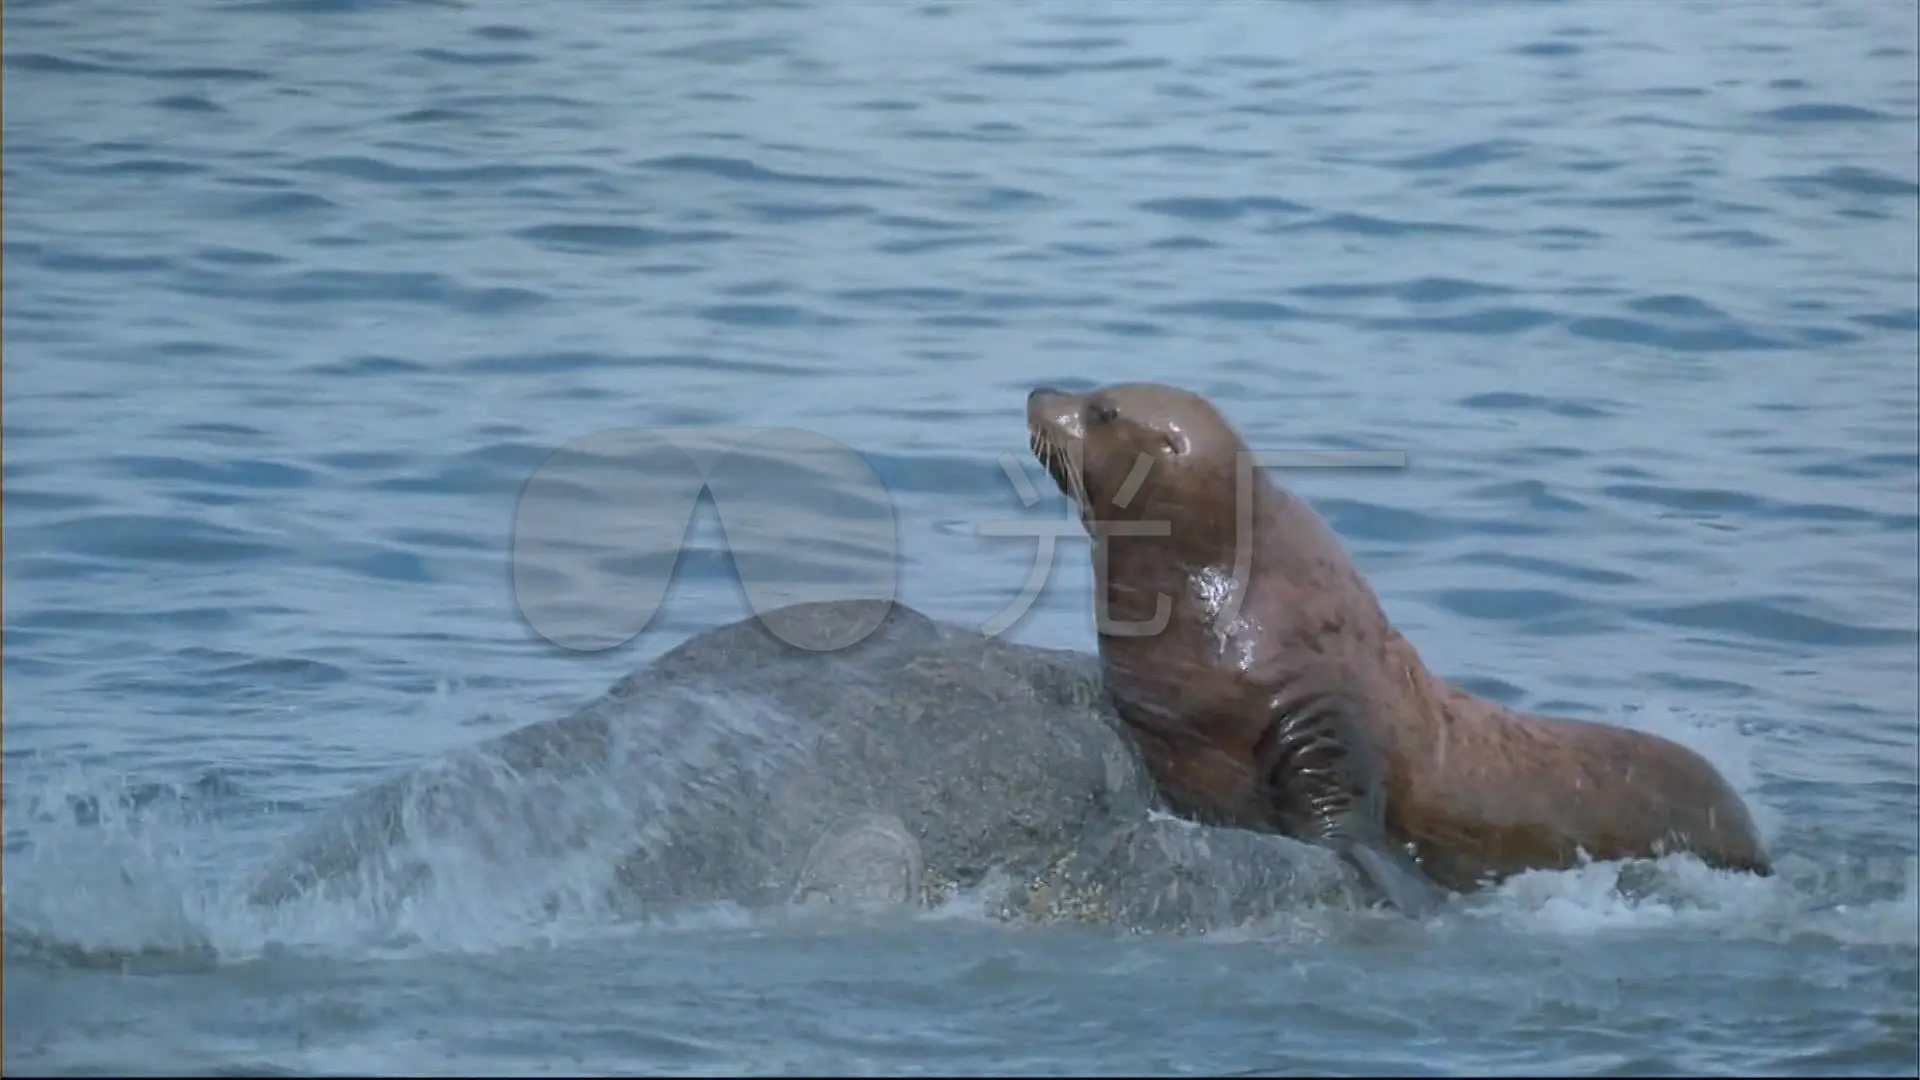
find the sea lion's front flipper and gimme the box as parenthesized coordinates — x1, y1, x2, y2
(1255, 686, 1446, 916)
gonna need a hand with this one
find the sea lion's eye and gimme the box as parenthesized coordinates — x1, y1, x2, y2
(1089, 402, 1119, 426)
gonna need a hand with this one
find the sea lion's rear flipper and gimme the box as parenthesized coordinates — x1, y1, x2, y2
(1333, 837, 1445, 916)
(1256, 686, 1446, 916)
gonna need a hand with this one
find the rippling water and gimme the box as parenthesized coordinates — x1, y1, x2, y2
(5, 0, 1917, 1075)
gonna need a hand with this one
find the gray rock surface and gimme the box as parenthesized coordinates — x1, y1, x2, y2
(246, 600, 1358, 933)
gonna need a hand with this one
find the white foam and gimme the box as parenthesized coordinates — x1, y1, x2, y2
(4, 762, 229, 961)
(1800, 863, 1920, 948)
(3, 737, 713, 966)
(1429, 849, 1918, 951)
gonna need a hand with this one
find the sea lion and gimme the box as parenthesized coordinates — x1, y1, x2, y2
(1025, 381, 1773, 914)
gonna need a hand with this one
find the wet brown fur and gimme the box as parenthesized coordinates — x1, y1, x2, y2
(1027, 382, 1772, 893)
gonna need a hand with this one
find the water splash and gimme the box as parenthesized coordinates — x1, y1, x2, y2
(4, 683, 1909, 978)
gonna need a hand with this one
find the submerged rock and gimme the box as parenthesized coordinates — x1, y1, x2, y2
(246, 600, 1355, 933)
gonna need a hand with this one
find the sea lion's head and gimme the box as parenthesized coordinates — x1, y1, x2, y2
(1026, 382, 1250, 537)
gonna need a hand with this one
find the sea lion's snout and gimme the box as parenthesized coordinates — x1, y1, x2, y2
(1026, 387, 1085, 441)
(1026, 387, 1086, 506)
(1026, 386, 1077, 435)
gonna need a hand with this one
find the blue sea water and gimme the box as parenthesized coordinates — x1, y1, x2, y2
(4, 0, 1917, 1074)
